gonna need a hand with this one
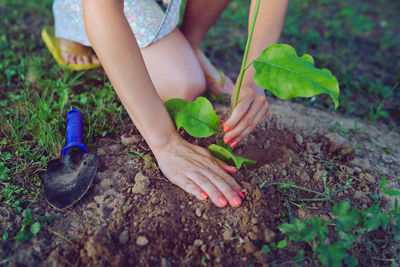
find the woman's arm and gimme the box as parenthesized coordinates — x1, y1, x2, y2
(82, 0, 244, 208)
(223, 0, 289, 145)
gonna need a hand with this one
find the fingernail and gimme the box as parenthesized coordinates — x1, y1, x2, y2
(238, 191, 245, 199)
(223, 126, 230, 132)
(230, 140, 239, 148)
(224, 137, 232, 144)
(218, 196, 228, 206)
(232, 195, 241, 205)
(200, 191, 208, 199)
(227, 165, 238, 173)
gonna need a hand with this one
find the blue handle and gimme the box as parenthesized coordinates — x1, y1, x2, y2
(61, 109, 87, 156)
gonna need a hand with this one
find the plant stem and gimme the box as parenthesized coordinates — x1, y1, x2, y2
(232, 0, 261, 110)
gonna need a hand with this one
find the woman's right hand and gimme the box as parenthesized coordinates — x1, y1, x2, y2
(153, 134, 244, 208)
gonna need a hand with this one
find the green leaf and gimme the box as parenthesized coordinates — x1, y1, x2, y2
(381, 176, 386, 191)
(253, 44, 340, 109)
(207, 144, 256, 169)
(262, 244, 271, 253)
(278, 219, 307, 242)
(15, 229, 33, 242)
(361, 205, 389, 231)
(277, 239, 287, 248)
(2, 232, 8, 240)
(343, 255, 358, 267)
(30, 222, 41, 235)
(315, 242, 346, 267)
(384, 190, 400, 196)
(22, 208, 33, 219)
(338, 231, 357, 249)
(333, 202, 360, 231)
(165, 97, 220, 138)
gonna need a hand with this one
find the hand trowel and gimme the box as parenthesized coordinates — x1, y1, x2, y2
(43, 109, 99, 209)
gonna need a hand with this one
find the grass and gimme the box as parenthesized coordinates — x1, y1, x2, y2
(0, 0, 399, 247)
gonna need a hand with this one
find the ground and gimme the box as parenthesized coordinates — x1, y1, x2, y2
(1, 100, 399, 266)
(0, 0, 400, 266)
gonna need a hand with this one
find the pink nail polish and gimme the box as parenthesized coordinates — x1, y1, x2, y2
(220, 120, 225, 126)
(232, 195, 241, 205)
(230, 140, 239, 148)
(218, 196, 228, 206)
(238, 191, 245, 199)
(223, 126, 231, 132)
(224, 137, 232, 144)
(200, 191, 208, 199)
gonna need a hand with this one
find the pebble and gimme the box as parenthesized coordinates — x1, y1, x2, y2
(97, 147, 106, 156)
(295, 134, 303, 145)
(119, 230, 129, 244)
(363, 173, 376, 184)
(195, 208, 202, 217)
(223, 228, 233, 240)
(202, 214, 209, 220)
(136, 236, 148, 246)
(264, 228, 276, 243)
(131, 172, 150, 195)
(193, 239, 203, 246)
(251, 217, 258, 225)
(354, 167, 362, 173)
(188, 201, 193, 206)
(120, 134, 140, 144)
(243, 242, 258, 253)
(248, 232, 259, 241)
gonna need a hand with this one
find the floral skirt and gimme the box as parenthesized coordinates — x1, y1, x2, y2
(53, 0, 182, 48)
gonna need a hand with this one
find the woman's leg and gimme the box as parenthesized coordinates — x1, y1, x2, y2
(140, 28, 206, 102)
(180, 0, 234, 95)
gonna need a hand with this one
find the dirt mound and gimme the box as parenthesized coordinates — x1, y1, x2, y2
(1, 100, 399, 266)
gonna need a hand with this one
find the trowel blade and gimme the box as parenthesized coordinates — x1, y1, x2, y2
(43, 147, 99, 209)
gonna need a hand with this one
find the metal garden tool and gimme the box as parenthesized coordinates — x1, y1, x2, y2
(43, 109, 99, 209)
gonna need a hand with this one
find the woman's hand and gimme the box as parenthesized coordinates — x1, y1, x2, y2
(153, 134, 244, 208)
(222, 84, 270, 148)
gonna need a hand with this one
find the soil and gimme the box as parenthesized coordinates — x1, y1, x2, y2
(1, 100, 399, 266)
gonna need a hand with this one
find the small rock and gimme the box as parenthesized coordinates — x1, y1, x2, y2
(306, 143, 322, 155)
(243, 242, 258, 253)
(109, 144, 121, 153)
(193, 239, 203, 246)
(202, 214, 209, 220)
(119, 230, 129, 244)
(223, 228, 233, 240)
(254, 250, 268, 262)
(99, 178, 112, 189)
(195, 208, 202, 217)
(363, 173, 376, 184)
(264, 229, 276, 243)
(295, 134, 303, 145)
(300, 172, 310, 182)
(354, 167, 362, 173)
(188, 201, 193, 206)
(120, 134, 140, 145)
(201, 244, 207, 253)
(251, 226, 259, 233)
(212, 246, 223, 258)
(251, 217, 258, 225)
(131, 172, 150, 195)
(136, 236, 148, 246)
(97, 148, 106, 156)
(248, 232, 259, 241)
(86, 202, 98, 210)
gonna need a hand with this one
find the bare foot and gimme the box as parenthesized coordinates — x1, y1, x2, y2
(194, 49, 234, 95)
(60, 39, 100, 65)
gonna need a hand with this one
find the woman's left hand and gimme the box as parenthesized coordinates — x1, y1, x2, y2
(222, 84, 270, 148)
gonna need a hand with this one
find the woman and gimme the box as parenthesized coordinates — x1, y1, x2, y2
(45, 0, 288, 208)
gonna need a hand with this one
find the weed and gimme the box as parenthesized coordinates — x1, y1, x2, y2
(267, 178, 400, 267)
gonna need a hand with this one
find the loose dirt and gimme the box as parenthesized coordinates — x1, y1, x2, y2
(1, 100, 399, 266)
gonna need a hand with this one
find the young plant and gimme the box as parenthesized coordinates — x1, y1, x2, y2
(165, 0, 340, 168)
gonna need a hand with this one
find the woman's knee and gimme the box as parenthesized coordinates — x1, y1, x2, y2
(160, 73, 206, 102)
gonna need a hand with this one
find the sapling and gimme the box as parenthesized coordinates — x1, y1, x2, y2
(165, 0, 340, 169)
